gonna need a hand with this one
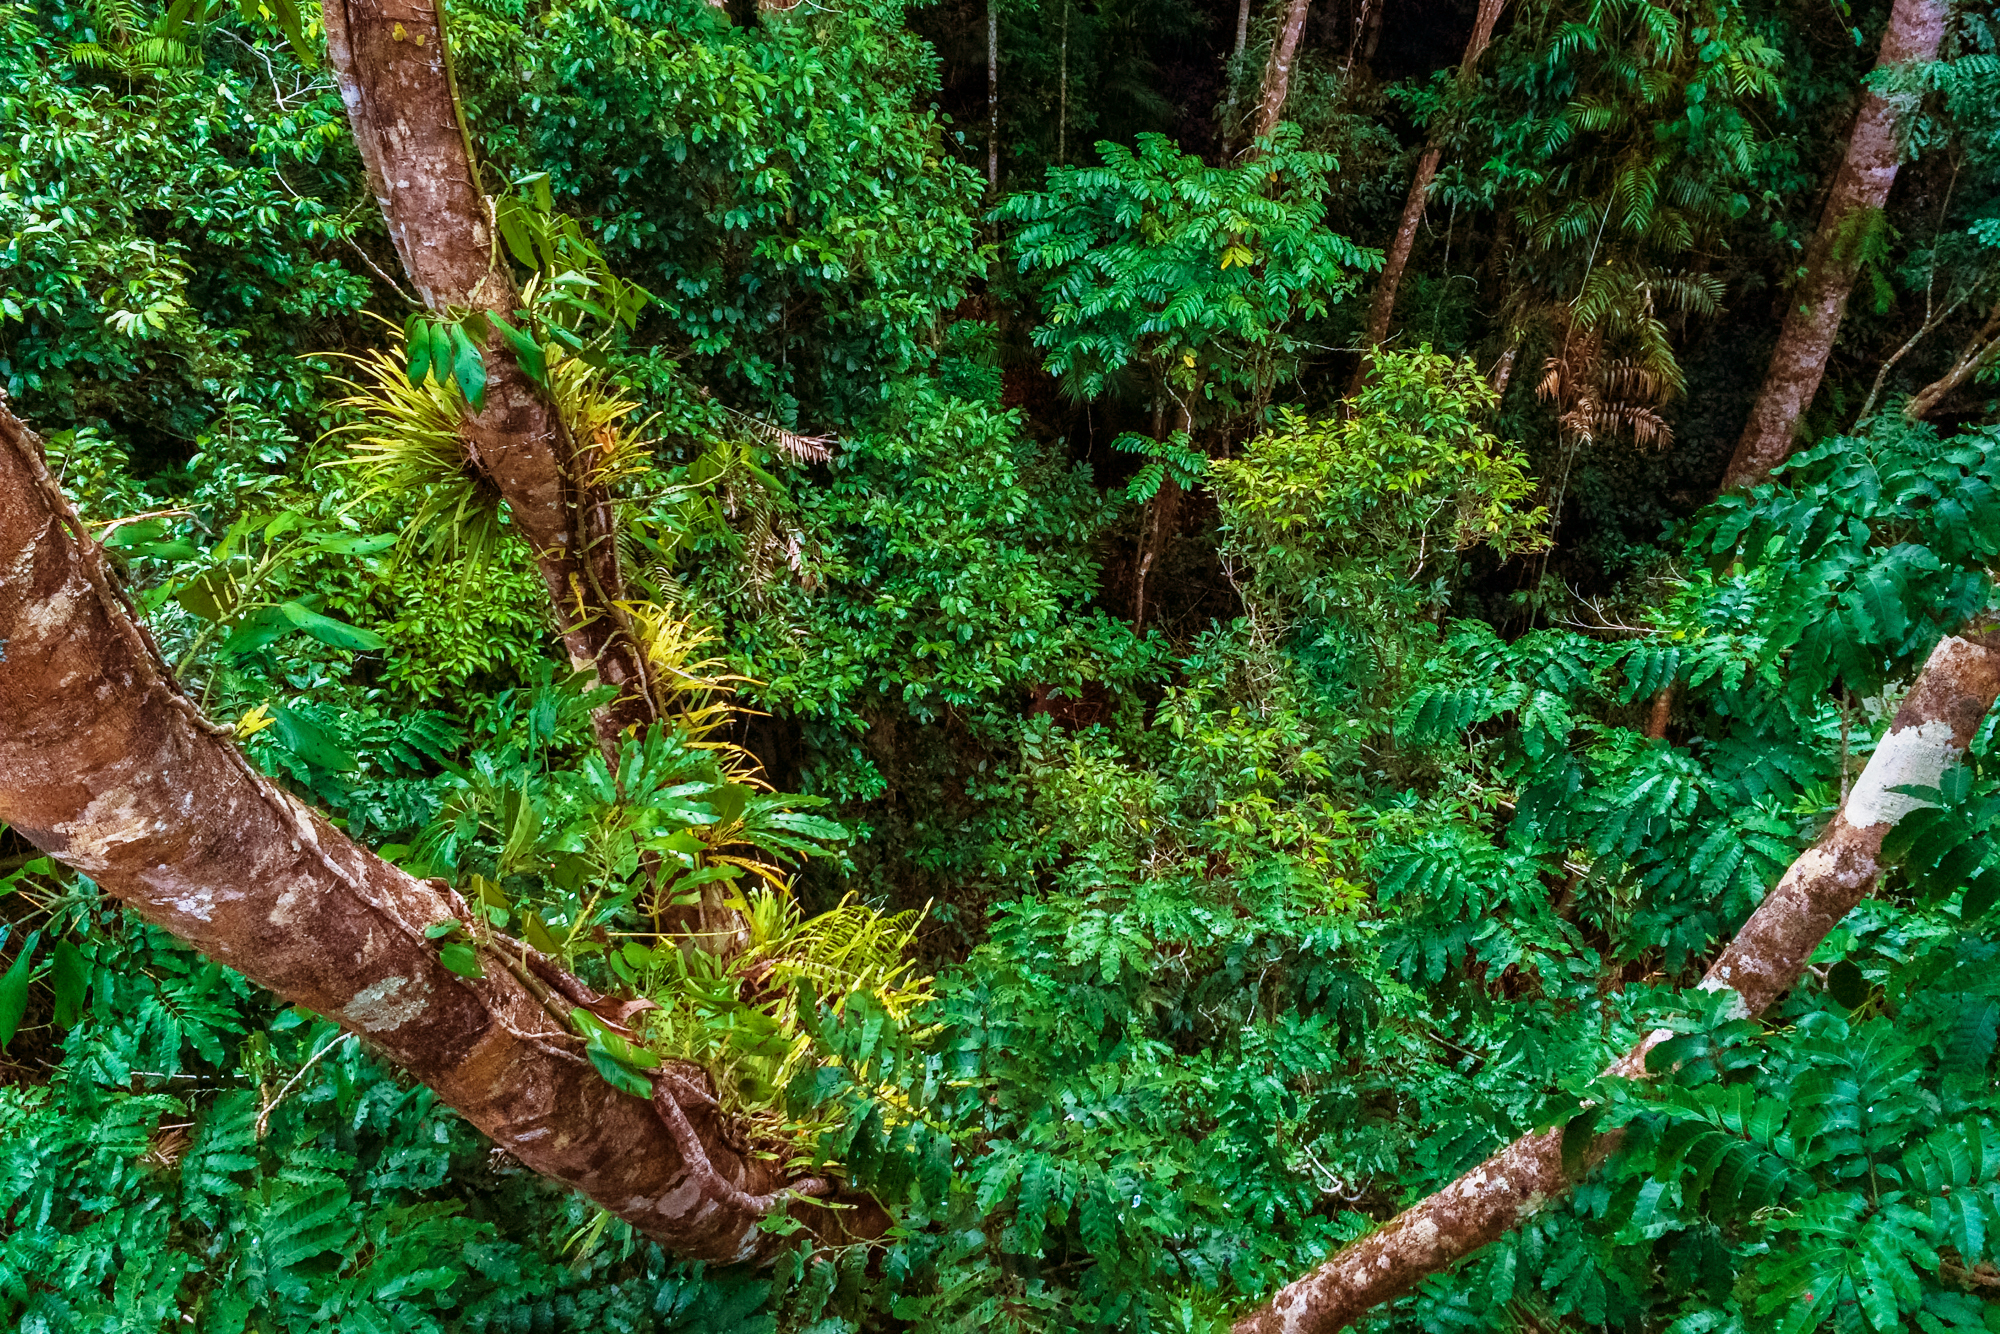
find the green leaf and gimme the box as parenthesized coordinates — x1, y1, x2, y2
(405, 313, 434, 385)
(488, 312, 549, 390)
(49, 940, 86, 1029)
(271, 705, 358, 773)
(220, 605, 299, 656)
(309, 532, 399, 555)
(429, 321, 456, 395)
(277, 601, 387, 652)
(1561, 1108, 1601, 1176)
(438, 942, 485, 978)
(586, 1046, 654, 1099)
(1964, 870, 1999, 921)
(522, 912, 562, 956)
(173, 568, 236, 621)
(449, 322, 487, 411)
(0, 930, 41, 1051)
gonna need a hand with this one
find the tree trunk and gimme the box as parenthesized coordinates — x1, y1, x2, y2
(1132, 476, 1183, 631)
(320, 0, 656, 752)
(1250, 0, 1312, 146)
(1643, 685, 1674, 739)
(1904, 299, 2000, 421)
(1347, 0, 1507, 392)
(987, 0, 1001, 191)
(1232, 621, 2000, 1334)
(1720, 0, 1949, 490)
(0, 394, 880, 1259)
(1218, 0, 1254, 152)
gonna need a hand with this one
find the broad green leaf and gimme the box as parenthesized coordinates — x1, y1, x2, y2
(449, 322, 487, 410)
(0, 930, 40, 1050)
(174, 568, 237, 621)
(277, 601, 387, 652)
(438, 942, 484, 978)
(271, 705, 357, 773)
(50, 940, 87, 1029)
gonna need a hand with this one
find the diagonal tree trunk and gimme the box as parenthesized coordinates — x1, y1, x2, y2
(1720, 0, 1949, 490)
(1232, 619, 2000, 1334)
(321, 0, 656, 752)
(0, 392, 876, 1259)
(1904, 298, 2000, 421)
(1249, 0, 1313, 148)
(1347, 0, 1508, 393)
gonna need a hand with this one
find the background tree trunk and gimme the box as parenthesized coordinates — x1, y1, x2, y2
(1905, 299, 2000, 420)
(1721, 0, 1949, 490)
(0, 394, 878, 1261)
(1348, 0, 1508, 392)
(320, 0, 656, 751)
(1232, 621, 2000, 1334)
(1250, 0, 1312, 146)
(1219, 0, 1255, 153)
(987, 0, 1001, 190)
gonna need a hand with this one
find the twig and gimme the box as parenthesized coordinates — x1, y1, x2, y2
(90, 508, 191, 540)
(256, 1031, 355, 1138)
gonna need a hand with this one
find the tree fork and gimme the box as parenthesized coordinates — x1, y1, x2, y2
(0, 392, 880, 1261)
(320, 0, 656, 751)
(1233, 619, 2000, 1334)
(1721, 0, 1949, 490)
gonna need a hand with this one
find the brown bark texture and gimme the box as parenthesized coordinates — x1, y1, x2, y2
(1721, 0, 1949, 490)
(1905, 300, 2000, 421)
(1643, 685, 1674, 739)
(0, 394, 874, 1261)
(1232, 622, 2000, 1334)
(321, 0, 655, 750)
(987, 0, 1001, 190)
(1348, 0, 1507, 389)
(1250, 0, 1313, 146)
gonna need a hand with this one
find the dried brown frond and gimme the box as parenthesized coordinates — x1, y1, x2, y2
(722, 407, 837, 465)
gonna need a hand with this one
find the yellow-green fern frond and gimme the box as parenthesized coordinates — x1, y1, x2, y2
(551, 358, 657, 494)
(617, 598, 763, 776)
(729, 885, 932, 1027)
(321, 342, 507, 576)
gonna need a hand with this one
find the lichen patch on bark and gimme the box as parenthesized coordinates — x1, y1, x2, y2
(1846, 718, 1956, 827)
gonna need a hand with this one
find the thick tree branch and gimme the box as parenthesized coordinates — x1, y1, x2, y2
(319, 0, 656, 752)
(1233, 620, 2000, 1334)
(0, 393, 877, 1261)
(1722, 0, 1948, 490)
